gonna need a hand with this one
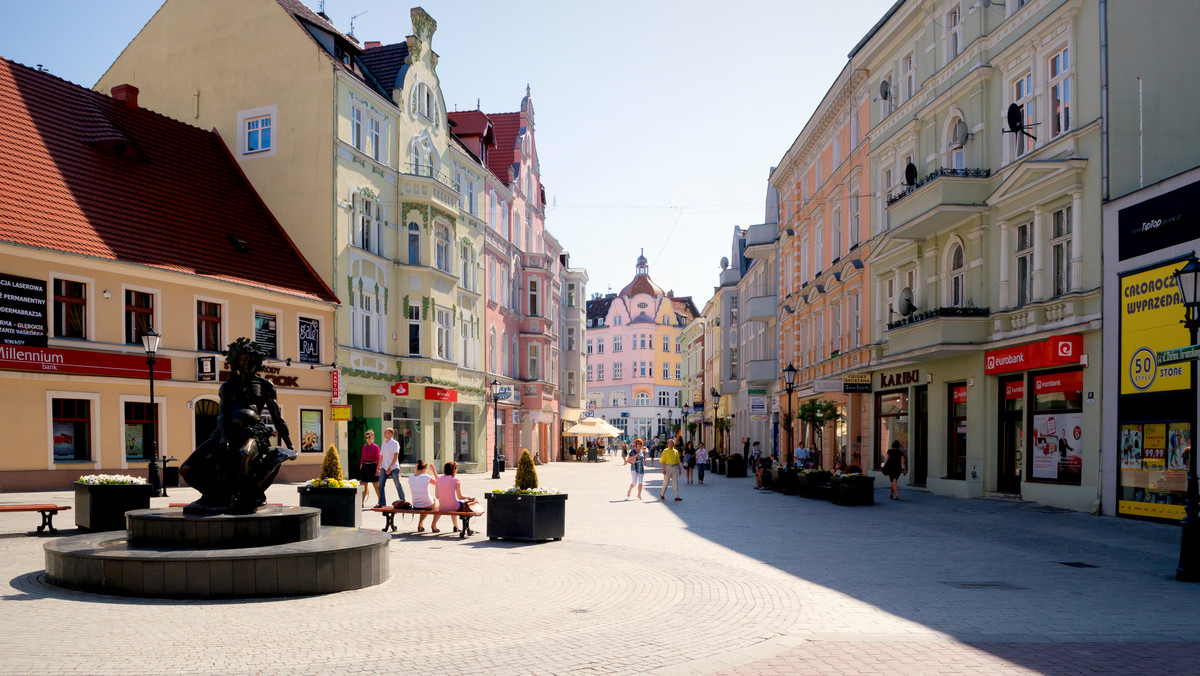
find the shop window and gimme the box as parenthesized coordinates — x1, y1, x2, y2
(196, 300, 222, 352)
(392, 403, 420, 462)
(947, 384, 968, 480)
(53, 279, 86, 339)
(1030, 369, 1083, 485)
(453, 406, 474, 463)
(52, 398, 92, 462)
(124, 290, 153, 345)
(875, 391, 909, 470)
(299, 409, 323, 453)
(124, 401, 158, 461)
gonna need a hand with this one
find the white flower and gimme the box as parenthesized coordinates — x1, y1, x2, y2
(77, 474, 148, 485)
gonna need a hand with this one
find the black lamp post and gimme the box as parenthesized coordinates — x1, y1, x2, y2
(141, 328, 163, 497)
(667, 409, 673, 440)
(490, 379, 502, 480)
(783, 363, 798, 467)
(1173, 256, 1200, 582)
(656, 412, 662, 440)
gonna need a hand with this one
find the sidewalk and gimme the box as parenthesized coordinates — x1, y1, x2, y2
(0, 462, 1197, 675)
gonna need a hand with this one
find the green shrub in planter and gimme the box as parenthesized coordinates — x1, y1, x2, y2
(298, 445, 361, 527)
(487, 449, 566, 541)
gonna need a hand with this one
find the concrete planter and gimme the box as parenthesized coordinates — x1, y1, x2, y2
(297, 486, 361, 528)
(725, 454, 747, 478)
(799, 471, 832, 499)
(74, 482, 154, 532)
(830, 476, 876, 506)
(485, 492, 566, 542)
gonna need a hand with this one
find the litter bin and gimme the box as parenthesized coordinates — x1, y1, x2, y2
(587, 448, 598, 462)
(163, 466, 180, 488)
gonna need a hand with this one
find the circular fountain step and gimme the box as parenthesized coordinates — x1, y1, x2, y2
(126, 506, 320, 549)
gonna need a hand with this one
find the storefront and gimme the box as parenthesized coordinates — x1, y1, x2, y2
(873, 368, 926, 484)
(388, 381, 485, 469)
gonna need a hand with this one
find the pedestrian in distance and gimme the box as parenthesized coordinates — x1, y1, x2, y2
(375, 428, 405, 508)
(683, 442, 696, 484)
(883, 440, 908, 500)
(359, 430, 380, 507)
(407, 460, 440, 531)
(695, 442, 708, 484)
(625, 438, 646, 499)
(659, 439, 682, 501)
(749, 441, 762, 469)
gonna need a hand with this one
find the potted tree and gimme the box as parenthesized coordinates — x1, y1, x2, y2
(796, 399, 845, 469)
(485, 449, 566, 541)
(297, 445, 361, 527)
(74, 474, 154, 532)
(831, 465, 876, 505)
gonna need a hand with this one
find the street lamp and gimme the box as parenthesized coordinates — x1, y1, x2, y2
(656, 412, 662, 440)
(667, 409, 673, 440)
(1173, 256, 1200, 582)
(141, 328, 163, 497)
(490, 379, 502, 480)
(783, 363, 798, 467)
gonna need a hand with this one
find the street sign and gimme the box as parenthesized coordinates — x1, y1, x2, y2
(1157, 344, 1200, 366)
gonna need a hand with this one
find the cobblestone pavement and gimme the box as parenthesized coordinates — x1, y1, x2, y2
(1, 459, 1198, 675)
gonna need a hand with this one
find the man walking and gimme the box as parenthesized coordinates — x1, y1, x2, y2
(376, 428, 405, 507)
(695, 442, 708, 485)
(659, 439, 682, 501)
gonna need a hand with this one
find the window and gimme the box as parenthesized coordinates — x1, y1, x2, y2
(586, 338, 592, 354)
(675, 340, 681, 353)
(567, 283, 576, 307)
(662, 335, 670, 352)
(125, 290, 153, 345)
(586, 364, 593, 381)
(528, 279, 539, 316)
(658, 390, 671, 406)
(635, 392, 651, 407)
(950, 244, 966, 307)
(436, 308, 452, 360)
(613, 336, 623, 352)
(614, 362, 623, 379)
(1013, 74, 1035, 156)
(852, 292, 862, 347)
(831, 209, 842, 261)
(124, 401, 158, 461)
(351, 107, 363, 151)
(568, 329, 577, 353)
(408, 223, 421, 265)
(729, 344, 738, 380)
(597, 365, 605, 381)
(903, 54, 915, 100)
(53, 279, 86, 339)
(662, 362, 670, 379)
(52, 398, 92, 462)
(849, 192, 861, 246)
(879, 77, 893, 117)
(460, 244, 474, 290)
(408, 303, 421, 356)
(1052, 206, 1072, 297)
(489, 330, 497, 370)
(945, 5, 961, 62)
(674, 363, 681, 380)
(246, 115, 272, 153)
(434, 225, 451, 272)
(597, 338, 604, 354)
(197, 300, 222, 351)
(356, 290, 383, 351)
(640, 361, 647, 377)
(831, 301, 842, 353)
(1016, 222, 1033, 306)
(815, 223, 824, 272)
(528, 344, 540, 380)
(416, 82, 435, 119)
(369, 118, 381, 162)
(1049, 48, 1071, 138)
(886, 278, 896, 319)
(359, 198, 381, 255)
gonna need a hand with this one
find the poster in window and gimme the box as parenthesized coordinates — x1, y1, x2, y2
(298, 317, 320, 364)
(1032, 412, 1083, 484)
(125, 424, 145, 460)
(1142, 423, 1167, 470)
(1168, 423, 1191, 471)
(300, 409, 322, 453)
(0, 272, 47, 347)
(254, 311, 277, 358)
(53, 421, 76, 461)
(1119, 424, 1143, 470)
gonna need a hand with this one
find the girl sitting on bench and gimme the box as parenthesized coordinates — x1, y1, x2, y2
(407, 461, 439, 532)
(432, 461, 477, 533)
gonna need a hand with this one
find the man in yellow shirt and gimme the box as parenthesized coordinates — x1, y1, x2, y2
(659, 439, 682, 501)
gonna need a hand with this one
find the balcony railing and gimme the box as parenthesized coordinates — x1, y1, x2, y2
(886, 167, 991, 207)
(887, 305, 990, 330)
(403, 163, 460, 192)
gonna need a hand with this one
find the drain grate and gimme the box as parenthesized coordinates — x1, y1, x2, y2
(1057, 561, 1098, 568)
(939, 581, 1028, 590)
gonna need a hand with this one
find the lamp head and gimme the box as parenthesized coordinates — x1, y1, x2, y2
(141, 328, 161, 356)
(1174, 256, 1200, 306)
(782, 362, 798, 389)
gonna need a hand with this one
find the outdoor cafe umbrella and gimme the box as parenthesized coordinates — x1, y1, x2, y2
(563, 417, 620, 437)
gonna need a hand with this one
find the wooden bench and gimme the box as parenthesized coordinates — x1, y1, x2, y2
(0, 504, 71, 534)
(371, 506, 484, 539)
(167, 503, 283, 508)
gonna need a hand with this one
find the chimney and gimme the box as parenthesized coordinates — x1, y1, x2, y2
(667, 290, 674, 298)
(110, 84, 139, 108)
(364, 41, 382, 49)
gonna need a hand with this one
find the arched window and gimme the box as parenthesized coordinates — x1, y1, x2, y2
(489, 329, 497, 372)
(634, 392, 651, 406)
(357, 197, 382, 256)
(950, 244, 965, 307)
(408, 222, 421, 265)
(434, 224, 450, 272)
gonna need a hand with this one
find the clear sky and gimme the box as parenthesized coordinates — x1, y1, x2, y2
(1, 0, 896, 308)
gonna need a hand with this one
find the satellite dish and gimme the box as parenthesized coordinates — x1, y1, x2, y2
(719, 257, 729, 270)
(1006, 103, 1037, 141)
(898, 287, 916, 316)
(951, 119, 968, 147)
(879, 80, 891, 101)
(904, 162, 918, 186)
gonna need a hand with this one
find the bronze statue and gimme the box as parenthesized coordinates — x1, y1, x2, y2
(180, 338, 297, 515)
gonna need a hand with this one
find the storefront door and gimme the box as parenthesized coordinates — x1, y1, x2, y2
(998, 376, 1024, 494)
(912, 386, 928, 485)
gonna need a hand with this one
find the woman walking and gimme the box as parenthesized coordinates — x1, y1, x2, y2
(683, 442, 696, 484)
(883, 440, 908, 500)
(359, 430, 380, 507)
(625, 438, 646, 499)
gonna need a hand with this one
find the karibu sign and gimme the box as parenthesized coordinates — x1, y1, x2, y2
(0, 272, 47, 347)
(1119, 260, 1191, 394)
(879, 369, 919, 389)
(0, 345, 171, 379)
(984, 335, 1082, 375)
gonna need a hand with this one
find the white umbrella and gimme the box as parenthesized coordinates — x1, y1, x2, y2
(563, 418, 620, 438)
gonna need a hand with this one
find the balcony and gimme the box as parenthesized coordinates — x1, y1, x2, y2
(743, 223, 778, 259)
(885, 167, 992, 240)
(744, 294, 778, 322)
(886, 306, 991, 355)
(745, 358, 779, 384)
(400, 163, 459, 213)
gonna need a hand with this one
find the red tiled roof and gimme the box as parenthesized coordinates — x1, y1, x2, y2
(486, 112, 521, 183)
(447, 110, 491, 137)
(0, 59, 338, 304)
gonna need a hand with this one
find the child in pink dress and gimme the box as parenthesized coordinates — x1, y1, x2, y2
(432, 462, 477, 533)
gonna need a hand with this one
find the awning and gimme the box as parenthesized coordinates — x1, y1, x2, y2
(561, 407, 584, 423)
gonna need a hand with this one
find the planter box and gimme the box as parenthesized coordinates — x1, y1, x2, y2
(725, 455, 747, 478)
(485, 492, 566, 541)
(297, 486, 361, 528)
(799, 471, 832, 500)
(831, 476, 876, 506)
(74, 482, 154, 532)
(772, 469, 799, 495)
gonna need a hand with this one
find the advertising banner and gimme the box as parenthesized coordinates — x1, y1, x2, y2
(1032, 412, 1083, 483)
(749, 387, 767, 421)
(298, 317, 320, 364)
(196, 355, 217, 382)
(984, 335, 1082, 375)
(53, 421, 75, 461)
(1120, 424, 1143, 469)
(843, 373, 872, 393)
(390, 382, 409, 396)
(299, 409, 323, 452)
(331, 369, 341, 399)
(330, 404, 351, 421)
(1120, 260, 1191, 394)
(1142, 423, 1167, 470)
(0, 345, 171, 379)
(0, 272, 47, 347)
(425, 386, 458, 402)
(1168, 422, 1191, 471)
(254, 311, 277, 358)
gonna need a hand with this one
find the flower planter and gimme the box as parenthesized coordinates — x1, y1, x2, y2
(799, 471, 832, 500)
(772, 469, 799, 495)
(831, 476, 876, 506)
(485, 492, 566, 542)
(713, 457, 726, 475)
(297, 486, 361, 528)
(725, 454, 747, 478)
(74, 482, 154, 532)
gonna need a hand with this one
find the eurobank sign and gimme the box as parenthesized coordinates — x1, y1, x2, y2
(984, 335, 1082, 375)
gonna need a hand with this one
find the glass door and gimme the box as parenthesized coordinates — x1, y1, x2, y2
(912, 386, 928, 485)
(998, 376, 1024, 493)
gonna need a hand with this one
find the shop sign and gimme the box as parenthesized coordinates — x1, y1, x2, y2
(1033, 371, 1083, 395)
(748, 387, 767, 421)
(0, 272, 47, 347)
(1120, 260, 1191, 394)
(298, 317, 320, 364)
(332, 368, 341, 399)
(219, 365, 298, 388)
(197, 355, 217, 382)
(984, 335, 1083, 375)
(425, 386, 457, 402)
(879, 369, 919, 389)
(254, 311, 277, 358)
(512, 409, 520, 424)
(813, 378, 842, 393)
(390, 382, 409, 396)
(1117, 178, 1200, 261)
(843, 373, 872, 393)
(330, 404, 351, 421)
(1005, 380, 1025, 399)
(494, 384, 512, 401)
(0, 345, 171, 379)
(1157, 344, 1200, 366)
(952, 385, 968, 404)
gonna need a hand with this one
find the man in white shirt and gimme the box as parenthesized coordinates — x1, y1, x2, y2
(376, 428, 405, 507)
(695, 443, 709, 484)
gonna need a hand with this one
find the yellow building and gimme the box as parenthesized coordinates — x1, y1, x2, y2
(0, 61, 338, 490)
(97, 1, 487, 471)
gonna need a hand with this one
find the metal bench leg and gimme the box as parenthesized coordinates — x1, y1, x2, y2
(382, 513, 396, 533)
(38, 510, 58, 534)
(460, 516, 470, 538)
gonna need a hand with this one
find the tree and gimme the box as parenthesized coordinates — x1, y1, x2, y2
(795, 399, 844, 468)
(686, 421, 698, 443)
(714, 417, 731, 454)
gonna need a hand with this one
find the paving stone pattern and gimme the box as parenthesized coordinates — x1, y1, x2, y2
(1, 460, 1198, 675)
